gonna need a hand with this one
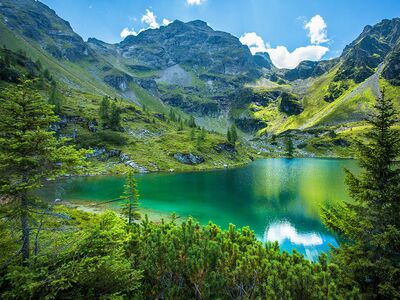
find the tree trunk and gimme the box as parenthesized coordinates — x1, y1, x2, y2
(20, 194, 30, 264)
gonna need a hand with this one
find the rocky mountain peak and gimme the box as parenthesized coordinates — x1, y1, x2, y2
(0, 0, 90, 61)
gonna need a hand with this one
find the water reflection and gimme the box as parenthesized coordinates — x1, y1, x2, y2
(264, 221, 338, 261)
(265, 221, 323, 246)
(40, 158, 358, 260)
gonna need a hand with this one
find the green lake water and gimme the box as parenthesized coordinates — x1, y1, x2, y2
(41, 158, 359, 260)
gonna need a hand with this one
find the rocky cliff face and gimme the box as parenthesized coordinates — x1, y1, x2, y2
(118, 20, 260, 77)
(86, 19, 267, 116)
(334, 18, 400, 83)
(279, 18, 400, 84)
(382, 41, 400, 85)
(0, 0, 91, 61)
(282, 59, 338, 81)
(1, 0, 399, 135)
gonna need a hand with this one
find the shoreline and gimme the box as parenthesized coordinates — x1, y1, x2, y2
(63, 153, 356, 178)
(61, 200, 181, 223)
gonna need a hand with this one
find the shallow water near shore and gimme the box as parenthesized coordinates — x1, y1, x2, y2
(40, 158, 359, 260)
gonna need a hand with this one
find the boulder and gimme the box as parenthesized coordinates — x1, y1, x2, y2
(173, 153, 205, 165)
(214, 143, 236, 153)
(279, 92, 303, 115)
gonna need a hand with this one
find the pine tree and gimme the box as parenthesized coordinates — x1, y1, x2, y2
(120, 172, 140, 225)
(35, 59, 42, 71)
(99, 96, 110, 126)
(0, 81, 86, 263)
(169, 108, 176, 122)
(188, 115, 196, 128)
(285, 136, 294, 158)
(227, 128, 232, 144)
(109, 103, 121, 131)
(230, 125, 238, 144)
(43, 69, 51, 81)
(178, 119, 184, 131)
(199, 127, 206, 141)
(227, 124, 238, 145)
(322, 91, 400, 298)
(48, 82, 61, 114)
(189, 127, 196, 141)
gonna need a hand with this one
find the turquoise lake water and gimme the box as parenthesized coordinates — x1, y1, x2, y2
(41, 158, 359, 260)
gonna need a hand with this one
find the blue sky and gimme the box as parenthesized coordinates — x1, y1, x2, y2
(40, 0, 400, 68)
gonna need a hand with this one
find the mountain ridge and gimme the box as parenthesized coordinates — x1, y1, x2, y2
(0, 0, 399, 138)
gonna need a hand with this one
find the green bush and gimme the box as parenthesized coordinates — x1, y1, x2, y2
(0, 211, 359, 299)
(324, 81, 350, 102)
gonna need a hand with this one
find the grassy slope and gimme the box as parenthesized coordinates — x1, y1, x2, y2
(0, 42, 256, 174)
(251, 63, 400, 135)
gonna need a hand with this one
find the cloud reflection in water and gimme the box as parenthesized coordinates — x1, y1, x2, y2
(265, 221, 323, 246)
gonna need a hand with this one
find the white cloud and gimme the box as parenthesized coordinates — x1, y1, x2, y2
(304, 14, 329, 45)
(141, 9, 159, 29)
(120, 27, 137, 39)
(266, 45, 329, 69)
(265, 222, 323, 246)
(186, 0, 206, 5)
(239, 32, 328, 69)
(239, 15, 330, 69)
(162, 18, 172, 26)
(239, 32, 267, 55)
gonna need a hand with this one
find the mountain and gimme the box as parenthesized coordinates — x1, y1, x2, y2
(244, 17, 400, 138)
(0, 0, 262, 173)
(281, 59, 338, 81)
(335, 18, 400, 83)
(0, 0, 91, 61)
(0, 0, 399, 146)
(87, 19, 266, 117)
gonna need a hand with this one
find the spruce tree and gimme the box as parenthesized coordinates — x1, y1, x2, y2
(109, 103, 121, 131)
(189, 127, 196, 141)
(188, 115, 196, 128)
(178, 119, 184, 131)
(227, 124, 238, 145)
(99, 96, 110, 126)
(169, 108, 176, 122)
(285, 136, 294, 158)
(0, 81, 86, 263)
(322, 91, 400, 298)
(48, 82, 61, 114)
(120, 172, 140, 225)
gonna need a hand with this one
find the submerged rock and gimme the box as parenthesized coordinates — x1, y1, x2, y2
(173, 153, 205, 165)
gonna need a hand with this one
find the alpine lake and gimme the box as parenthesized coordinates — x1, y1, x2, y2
(40, 158, 359, 261)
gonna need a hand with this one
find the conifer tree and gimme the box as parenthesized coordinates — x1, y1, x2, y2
(48, 82, 61, 114)
(227, 127, 232, 144)
(188, 115, 196, 128)
(120, 172, 140, 225)
(0, 81, 86, 263)
(199, 127, 206, 141)
(109, 103, 121, 131)
(285, 136, 294, 158)
(169, 108, 176, 122)
(230, 125, 238, 144)
(227, 124, 238, 145)
(322, 91, 400, 298)
(189, 127, 196, 141)
(99, 96, 110, 126)
(178, 119, 184, 131)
